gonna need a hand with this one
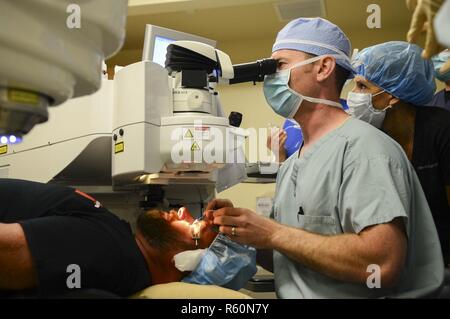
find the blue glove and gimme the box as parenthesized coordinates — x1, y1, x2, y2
(283, 119, 303, 158)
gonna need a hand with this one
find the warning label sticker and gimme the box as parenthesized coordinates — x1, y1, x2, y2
(183, 129, 194, 139)
(191, 142, 201, 151)
(114, 142, 124, 154)
(0, 145, 7, 155)
(195, 126, 211, 140)
(183, 127, 211, 140)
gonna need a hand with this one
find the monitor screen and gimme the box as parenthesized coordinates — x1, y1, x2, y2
(142, 25, 217, 63)
(153, 35, 175, 67)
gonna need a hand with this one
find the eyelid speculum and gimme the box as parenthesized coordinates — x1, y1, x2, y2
(191, 219, 202, 246)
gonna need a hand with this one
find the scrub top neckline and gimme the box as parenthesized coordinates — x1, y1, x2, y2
(296, 117, 353, 163)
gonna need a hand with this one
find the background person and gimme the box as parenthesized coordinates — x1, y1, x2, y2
(348, 41, 450, 267)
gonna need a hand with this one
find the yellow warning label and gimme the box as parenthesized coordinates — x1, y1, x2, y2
(0, 145, 8, 155)
(8, 90, 39, 105)
(184, 129, 194, 139)
(114, 142, 124, 154)
(191, 142, 201, 151)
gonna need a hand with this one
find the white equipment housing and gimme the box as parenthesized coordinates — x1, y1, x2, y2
(112, 60, 241, 187)
(0, 41, 247, 212)
(0, 0, 128, 137)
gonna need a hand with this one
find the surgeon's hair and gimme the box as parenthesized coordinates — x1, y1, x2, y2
(305, 53, 350, 92)
(136, 209, 190, 251)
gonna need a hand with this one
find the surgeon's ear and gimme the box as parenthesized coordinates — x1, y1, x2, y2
(388, 96, 400, 107)
(316, 56, 336, 83)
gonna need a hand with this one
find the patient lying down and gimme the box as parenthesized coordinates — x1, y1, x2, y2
(0, 179, 255, 298)
(136, 208, 256, 290)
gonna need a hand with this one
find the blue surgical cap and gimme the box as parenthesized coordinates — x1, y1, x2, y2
(353, 41, 437, 106)
(273, 18, 354, 77)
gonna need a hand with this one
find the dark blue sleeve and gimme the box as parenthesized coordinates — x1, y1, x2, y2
(0, 179, 74, 222)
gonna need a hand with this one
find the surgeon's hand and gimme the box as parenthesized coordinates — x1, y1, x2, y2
(407, 0, 445, 59)
(203, 199, 234, 220)
(212, 207, 281, 249)
(205, 199, 234, 211)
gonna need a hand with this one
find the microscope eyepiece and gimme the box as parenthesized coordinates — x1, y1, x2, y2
(229, 59, 277, 85)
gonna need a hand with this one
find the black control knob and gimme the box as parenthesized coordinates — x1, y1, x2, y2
(229, 112, 243, 128)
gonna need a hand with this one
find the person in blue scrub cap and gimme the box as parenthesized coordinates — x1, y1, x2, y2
(208, 19, 444, 299)
(348, 41, 450, 266)
(428, 49, 450, 110)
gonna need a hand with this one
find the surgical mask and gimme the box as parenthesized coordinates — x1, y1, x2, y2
(181, 233, 257, 290)
(432, 50, 450, 83)
(347, 91, 392, 129)
(263, 55, 343, 118)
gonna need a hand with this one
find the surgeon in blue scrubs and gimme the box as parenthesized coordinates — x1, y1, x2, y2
(208, 18, 443, 298)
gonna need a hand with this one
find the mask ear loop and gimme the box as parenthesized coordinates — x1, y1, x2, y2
(384, 93, 399, 112)
(288, 55, 324, 71)
(370, 90, 396, 113)
(283, 55, 330, 93)
(284, 54, 350, 110)
(372, 90, 385, 98)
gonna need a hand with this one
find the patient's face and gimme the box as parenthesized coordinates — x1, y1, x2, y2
(160, 207, 217, 249)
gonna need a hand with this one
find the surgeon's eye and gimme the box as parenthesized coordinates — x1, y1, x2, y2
(356, 82, 368, 90)
(277, 61, 287, 69)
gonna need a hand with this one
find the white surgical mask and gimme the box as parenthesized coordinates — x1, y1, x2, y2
(347, 91, 392, 129)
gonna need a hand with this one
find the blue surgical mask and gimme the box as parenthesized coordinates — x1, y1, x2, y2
(182, 233, 257, 290)
(263, 55, 343, 118)
(432, 50, 450, 83)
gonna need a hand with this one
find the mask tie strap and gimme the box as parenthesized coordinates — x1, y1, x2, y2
(302, 96, 343, 109)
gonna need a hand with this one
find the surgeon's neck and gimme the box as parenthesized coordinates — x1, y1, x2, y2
(382, 102, 416, 161)
(446, 82, 450, 91)
(135, 232, 186, 285)
(294, 100, 350, 155)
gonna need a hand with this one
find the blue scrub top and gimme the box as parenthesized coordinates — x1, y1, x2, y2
(428, 89, 450, 111)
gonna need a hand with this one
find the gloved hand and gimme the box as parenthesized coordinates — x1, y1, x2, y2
(407, 0, 445, 59)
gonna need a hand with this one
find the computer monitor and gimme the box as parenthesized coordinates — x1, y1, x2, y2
(142, 25, 217, 67)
